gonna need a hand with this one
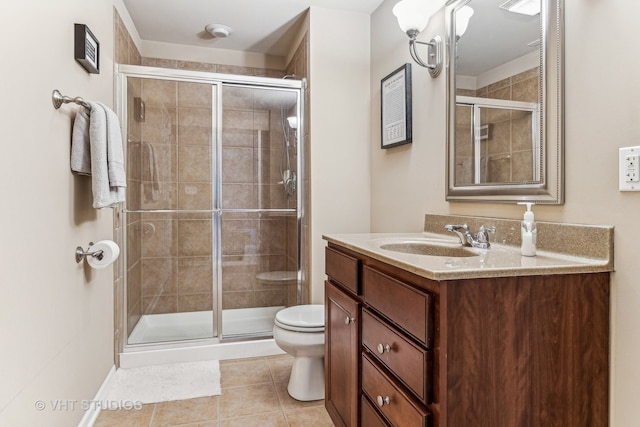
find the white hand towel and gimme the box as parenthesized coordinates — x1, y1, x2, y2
(71, 107, 92, 175)
(98, 102, 127, 188)
(88, 102, 127, 209)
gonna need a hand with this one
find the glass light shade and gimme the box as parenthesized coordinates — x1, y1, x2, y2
(501, 0, 541, 16)
(456, 6, 474, 37)
(393, 0, 432, 33)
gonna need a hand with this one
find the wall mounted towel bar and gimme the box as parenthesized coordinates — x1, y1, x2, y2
(52, 89, 90, 110)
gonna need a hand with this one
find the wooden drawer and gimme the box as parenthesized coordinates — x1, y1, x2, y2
(363, 266, 433, 347)
(362, 308, 433, 403)
(362, 395, 390, 427)
(325, 246, 360, 295)
(362, 353, 430, 427)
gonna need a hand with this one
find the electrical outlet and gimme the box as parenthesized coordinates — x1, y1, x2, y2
(619, 146, 640, 191)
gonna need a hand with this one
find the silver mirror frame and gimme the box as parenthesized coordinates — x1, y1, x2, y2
(445, 0, 564, 204)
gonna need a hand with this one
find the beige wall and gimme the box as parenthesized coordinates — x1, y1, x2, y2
(0, 1, 132, 425)
(309, 7, 372, 303)
(370, 0, 640, 424)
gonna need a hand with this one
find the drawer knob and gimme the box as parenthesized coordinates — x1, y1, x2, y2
(377, 343, 391, 354)
(344, 316, 355, 325)
(376, 395, 391, 407)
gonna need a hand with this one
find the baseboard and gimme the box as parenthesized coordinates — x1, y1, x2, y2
(77, 365, 117, 427)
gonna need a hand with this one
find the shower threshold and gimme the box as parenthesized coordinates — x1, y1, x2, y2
(128, 306, 284, 345)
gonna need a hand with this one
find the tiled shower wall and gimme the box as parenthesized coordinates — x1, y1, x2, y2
(455, 66, 539, 184)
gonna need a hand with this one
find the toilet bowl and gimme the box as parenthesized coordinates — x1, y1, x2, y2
(273, 304, 325, 401)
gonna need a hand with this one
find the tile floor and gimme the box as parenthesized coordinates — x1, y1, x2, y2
(94, 355, 334, 427)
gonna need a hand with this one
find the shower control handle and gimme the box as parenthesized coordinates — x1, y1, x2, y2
(377, 343, 391, 355)
(344, 316, 355, 325)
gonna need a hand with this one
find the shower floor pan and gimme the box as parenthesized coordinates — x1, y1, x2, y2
(128, 306, 284, 345)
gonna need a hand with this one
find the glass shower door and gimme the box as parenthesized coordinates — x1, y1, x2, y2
(124, 76, 218, 345)
(218, 85, 300, 339)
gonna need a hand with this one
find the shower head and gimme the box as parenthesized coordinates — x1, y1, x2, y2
(287, 116, 298, 129)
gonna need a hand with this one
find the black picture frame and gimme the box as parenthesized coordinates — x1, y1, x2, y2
(74, 24, 100, 74)
(381, 63, 412, 149)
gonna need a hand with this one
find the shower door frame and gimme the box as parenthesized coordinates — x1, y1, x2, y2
(115, 64, 305, 353)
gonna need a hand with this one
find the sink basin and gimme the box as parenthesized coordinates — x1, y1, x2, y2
(378, 242, 478, 257)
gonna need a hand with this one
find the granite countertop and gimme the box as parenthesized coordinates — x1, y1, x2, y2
(323, 231, 614, 281)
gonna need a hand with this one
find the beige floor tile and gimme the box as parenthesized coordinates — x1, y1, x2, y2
(220, 358, 273, 388)
(219, 382, 281, 419)
(171, 422, 218, 427)
(284, 406, 335, 427)
(93, 404, 155, 427)
(150, 396, 218, 426)
(274, 381, 324, 410)
(266, 355, 294, 384)
(219, 410, 288, 427)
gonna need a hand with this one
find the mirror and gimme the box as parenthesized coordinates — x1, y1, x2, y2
(445, 0, 564, 203)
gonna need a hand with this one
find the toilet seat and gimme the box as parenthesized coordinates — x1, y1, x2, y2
(274, 304, 324, 332)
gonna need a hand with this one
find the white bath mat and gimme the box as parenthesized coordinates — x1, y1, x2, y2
(104, 360, 221, 404)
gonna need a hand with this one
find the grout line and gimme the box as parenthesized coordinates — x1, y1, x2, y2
(147, 403, 157, 427)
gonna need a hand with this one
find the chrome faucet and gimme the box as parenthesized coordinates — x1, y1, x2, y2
(445, 224, 496, 249)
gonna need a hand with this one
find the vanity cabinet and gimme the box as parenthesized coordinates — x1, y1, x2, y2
(324, 242, 610, 427)
(325, 248, 361, 427)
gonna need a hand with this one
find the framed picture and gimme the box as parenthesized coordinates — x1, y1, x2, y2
(381, 63, 412, 149)
(74, 24, 100, 74)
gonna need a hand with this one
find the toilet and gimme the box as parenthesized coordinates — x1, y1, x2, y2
(273, 304, 325, 401)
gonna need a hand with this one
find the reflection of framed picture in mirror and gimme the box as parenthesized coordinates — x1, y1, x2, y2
(381, 64, 412, 149)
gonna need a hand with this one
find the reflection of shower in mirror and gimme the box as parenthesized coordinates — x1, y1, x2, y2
(280, 106, 297, 196)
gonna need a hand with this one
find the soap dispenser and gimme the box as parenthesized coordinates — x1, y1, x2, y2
(518, 202, 537, 257)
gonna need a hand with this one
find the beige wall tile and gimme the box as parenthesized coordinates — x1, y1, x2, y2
(141, 258, 178, 297)
(143, 106, 177, 145)
(178, 106, 213, 146)
(178, 256, 213, 294)
(178, 145, 211, 182)
(178, 182, 212, 210)
(142, 219, 177, 258)
(143, 295, 178, 314)
(178, 82, 213, 107)
(222, 291, 255, 309)
(222, 147, 255, 184)
(178, 219, 212, 257)
(178, 293, 213, 312)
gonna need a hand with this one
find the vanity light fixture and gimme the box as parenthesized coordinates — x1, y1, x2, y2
(392, 0, 444, 77)
(455, 6, 475, 39)
(499, 0, 541, 16)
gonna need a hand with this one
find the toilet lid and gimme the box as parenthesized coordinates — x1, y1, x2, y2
(275, 304, 324, 332)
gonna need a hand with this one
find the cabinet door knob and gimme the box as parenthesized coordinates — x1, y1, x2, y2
(344, 316, 355, 325)
(376, 395, 391, 407)
(377, 343, 391, 354)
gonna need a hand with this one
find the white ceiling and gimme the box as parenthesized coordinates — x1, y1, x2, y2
(122, 0, 385, 57)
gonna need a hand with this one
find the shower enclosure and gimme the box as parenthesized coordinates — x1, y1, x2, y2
(116, 65, 304, 352)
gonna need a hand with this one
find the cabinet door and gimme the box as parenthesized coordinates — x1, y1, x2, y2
(325, 280, 361, 427)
